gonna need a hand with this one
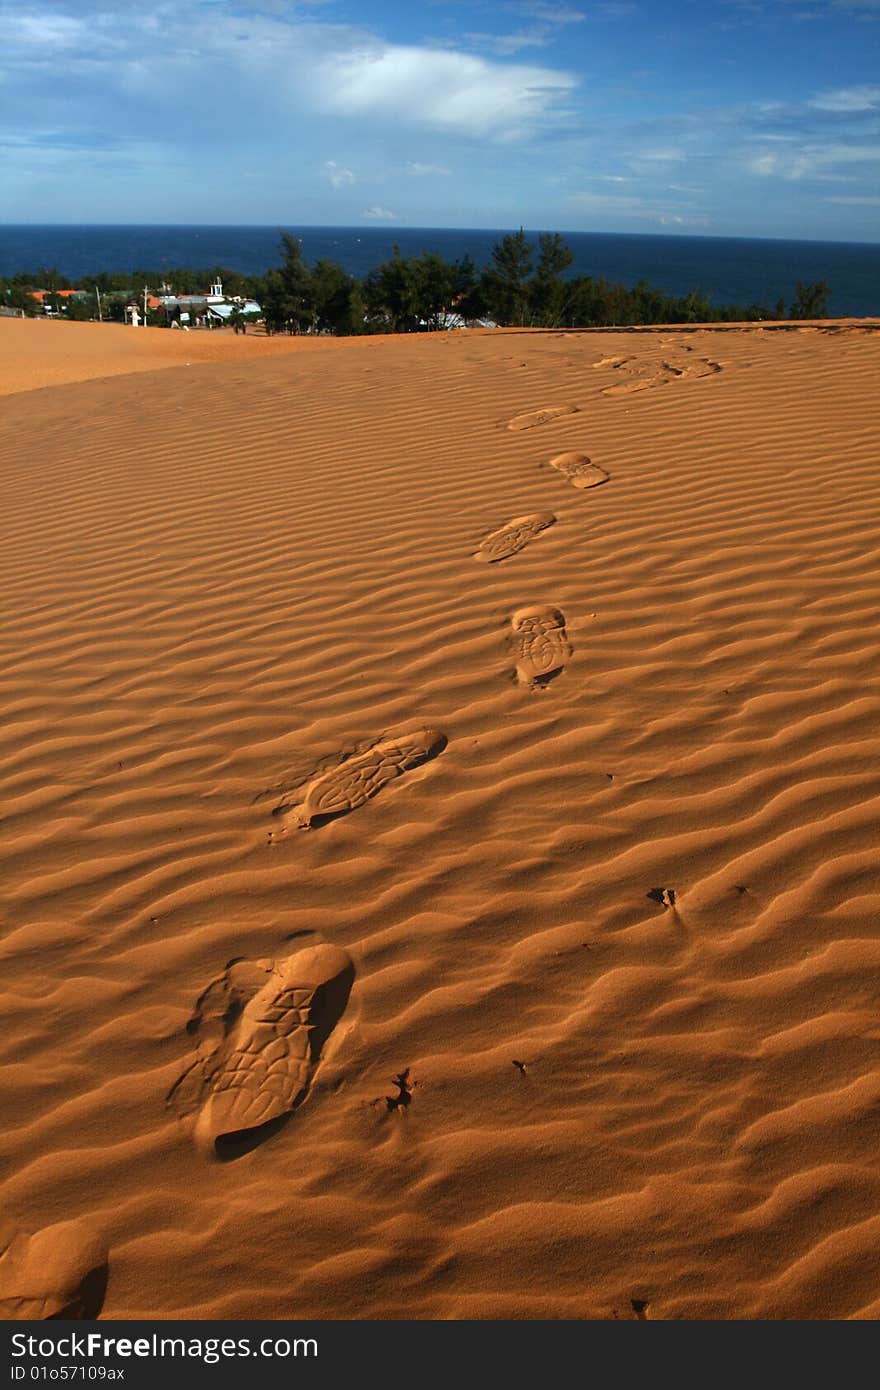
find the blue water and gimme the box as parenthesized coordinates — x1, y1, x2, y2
(1, 224, 879, 317)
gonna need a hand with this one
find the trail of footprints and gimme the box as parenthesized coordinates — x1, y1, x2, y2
(164, 387, 608, 1171)
(1, 372, 620, 1322)
(593, 348, 722, 395)
(9, 381, 618, 1320)
(161, 388, 611, 1170)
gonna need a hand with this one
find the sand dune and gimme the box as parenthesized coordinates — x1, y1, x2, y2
(1, 318, 879, 1319)
(0, 315, 384, 397)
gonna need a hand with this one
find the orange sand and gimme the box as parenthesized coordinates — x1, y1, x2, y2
(1, 317, 879, 1320)
(0, 315, 375, 397)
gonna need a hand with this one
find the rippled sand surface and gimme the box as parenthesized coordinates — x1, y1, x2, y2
(2, 319, 879, 1319)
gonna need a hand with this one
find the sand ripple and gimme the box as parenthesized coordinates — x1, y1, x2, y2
(1, 323, 879, 1318)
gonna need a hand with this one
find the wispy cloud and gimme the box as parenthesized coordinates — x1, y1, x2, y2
(323, 160, 355, 188)
(361, 204, 397, 221)
(566, 190, 708, 226)
(809, 84, 880, 110)
(442, 0, 590, 60)
(745, 141, 880, 178)
(728, 0, 880, 11)
(405, 162, 452, 176)
(460, 30, 550, 55)
(509, 2, 586, 21)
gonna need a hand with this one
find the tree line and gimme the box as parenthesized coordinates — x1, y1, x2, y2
(0, 228, 833, 330)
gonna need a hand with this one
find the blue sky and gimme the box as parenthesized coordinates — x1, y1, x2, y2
(2, 0, 878, 240)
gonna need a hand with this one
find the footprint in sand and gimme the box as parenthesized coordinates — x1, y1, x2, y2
(549, 453, 610, 490)
(170, 943, 355, 1155)
(592, 355, 633, 370)
(601, 356, 723, 395)
(602, 373, 659, 396)
(0, 1217, 108, 1320)
(272, 728, 447, 831)
(507, 404, 578, 432)
(686, 358, 722, 378)
(511, 605, 572, 686)
(475, 511, 556, 563)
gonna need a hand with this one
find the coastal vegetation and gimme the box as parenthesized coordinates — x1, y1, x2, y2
(0, 229, 832, 331)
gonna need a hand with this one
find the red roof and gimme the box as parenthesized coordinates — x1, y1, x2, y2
(31, 288, 79, 302)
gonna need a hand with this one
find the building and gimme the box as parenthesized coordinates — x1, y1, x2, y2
(157, 279, 262, 329)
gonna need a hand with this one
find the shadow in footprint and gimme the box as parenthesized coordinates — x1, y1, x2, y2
(61, 1263, 109, 1320)
(386, 1069, 414, 1112)
(647, 887, 676, 908)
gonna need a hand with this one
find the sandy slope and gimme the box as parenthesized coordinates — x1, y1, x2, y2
(1, 320, 879, 1320)
(0, 315, 361, 397)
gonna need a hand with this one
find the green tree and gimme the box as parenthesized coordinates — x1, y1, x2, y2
(529, 233, 574, 326)
(363, 247, 420, 332)
(412, 252, 458, 330)
(263, 233, 315, 333)
(36, 267, 69, 292)
(1, 285, 40, 316)
(482, 228, 533, 326)
(448, 254, 485, 323)
(311, 259, 363, 335)
(64, 294, 95, 321)
(790, 281, 831, 319)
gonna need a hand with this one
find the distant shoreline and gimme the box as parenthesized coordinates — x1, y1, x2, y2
(3, 222, 879, 249)
(2, 225, 878, 317)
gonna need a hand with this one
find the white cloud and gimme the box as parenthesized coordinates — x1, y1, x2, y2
(361, 204, 396, 221)
(519, 3, 586, 21)
(323, 159, 354, 187)
(747, 151, 803, 177)
(405, 161, 451, 176)
(0, 7, 577, 145)
(746, 142, 880, 179)
(461, 30, 550, 56)
(658, 213, 710, 226)
(4, 12, 85, 50)
(316, 44, 577, 139)
(825, 194, 880, 204)
(567, 191, 651, 211)
(810, 85, 880, 111)
(565, 185, 709, 227)
(637, 147, 686, 162)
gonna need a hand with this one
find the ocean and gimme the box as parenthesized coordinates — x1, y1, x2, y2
(1, 224, 878, 318)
